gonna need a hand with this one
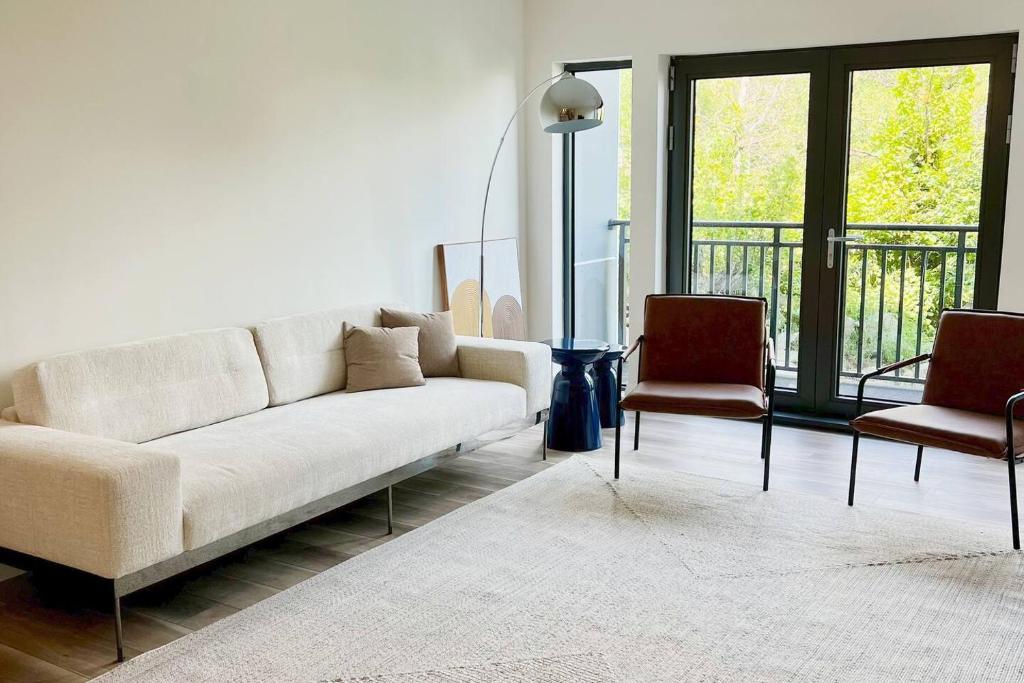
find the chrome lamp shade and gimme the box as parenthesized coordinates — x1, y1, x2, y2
(473, 71, 604, 337)
(539, 74, 604, 134)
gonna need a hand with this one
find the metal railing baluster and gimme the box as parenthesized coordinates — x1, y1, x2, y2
(857, 248, 867, 375)
(742, 245, 749, 295)
(725, 244, 733, 295)
(710, 244, 717, 294)
(939, 250, 947, 310)
(785, 246, 794, 369)
(876, 248, 886, 370)
(758, 245, 766, 298)
(770, 227, 781, 346)
(662, 221, 978, 389)
(954, 228, 967, 308)
(915, 250, 927, 380)
(895, 251, 907, 376)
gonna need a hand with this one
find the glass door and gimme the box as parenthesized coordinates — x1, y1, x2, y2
(815, 37, 1016, 416)
(668, 50, 830, 412)
(669, 35, 1016, 417)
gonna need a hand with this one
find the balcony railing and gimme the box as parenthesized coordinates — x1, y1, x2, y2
(689, 221, 978, 391)
(606, 219, 976, 393)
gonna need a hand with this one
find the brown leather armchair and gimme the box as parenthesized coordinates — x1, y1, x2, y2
(849, 309, 1024, 549)
(615, 294, 776, 489)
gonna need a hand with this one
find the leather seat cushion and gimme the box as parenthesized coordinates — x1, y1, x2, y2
(620, 380, 766, 419)
(852, 404, 1024, 459)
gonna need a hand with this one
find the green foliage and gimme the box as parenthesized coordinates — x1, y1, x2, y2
(686, 65, 989, 376)
(617, 70, 632, 221)
(847, 66, 987, 232)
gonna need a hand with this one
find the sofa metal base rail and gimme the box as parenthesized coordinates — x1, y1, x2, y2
(0, 410, 549, 663)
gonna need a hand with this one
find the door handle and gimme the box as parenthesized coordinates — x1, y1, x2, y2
(826, 228, 864, 268)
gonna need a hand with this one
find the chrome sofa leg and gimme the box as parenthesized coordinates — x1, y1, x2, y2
(542, 421, 547, 461)
(112, 586, 125, 663)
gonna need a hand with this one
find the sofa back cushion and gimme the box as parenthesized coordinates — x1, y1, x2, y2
(12, 328, 269, 443)
(252, 305, 405, 406)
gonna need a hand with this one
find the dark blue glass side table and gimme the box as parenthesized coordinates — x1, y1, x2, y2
(590, 344, 626, 428)
(542, 338, 609, 452)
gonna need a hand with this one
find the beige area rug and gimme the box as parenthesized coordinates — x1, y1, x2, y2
(96, 455, 1024, 682)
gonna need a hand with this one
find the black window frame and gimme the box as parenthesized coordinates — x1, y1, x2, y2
(562, 59, 633, 338)
(666, 33, 1017, 419)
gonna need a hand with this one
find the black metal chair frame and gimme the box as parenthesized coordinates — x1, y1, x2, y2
(848, 353, 1024, 550)
(612, 313, 777, 490)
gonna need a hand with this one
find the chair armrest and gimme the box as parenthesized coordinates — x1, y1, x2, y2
(1005, 390, 1024, 417)
(456, 337, 552, 416)
(0, 421, 182, 579)
(855, 353, 932, 417)
(1005, 390, 1024, 460)
(623, 335, 644, 361)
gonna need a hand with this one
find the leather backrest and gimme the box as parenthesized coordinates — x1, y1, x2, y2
(923, 309, 1024, 417)
(639, 295, 766, 389)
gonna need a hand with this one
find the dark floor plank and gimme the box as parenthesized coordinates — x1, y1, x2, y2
(132, 591, 239, 632)
(214, 555, 317, 591)
(0, 576, 132, 678)
(0, 642, 87, 683)
(247, 539, 353, 573)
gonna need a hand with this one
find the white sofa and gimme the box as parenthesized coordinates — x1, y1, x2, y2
(0, 304, 550, 659)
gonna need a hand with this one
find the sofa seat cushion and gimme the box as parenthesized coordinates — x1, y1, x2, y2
(852, 404, 1024, 459)
(148, 378, 527, 550)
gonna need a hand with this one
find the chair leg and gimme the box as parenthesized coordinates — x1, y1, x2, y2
(1009, 450, 1020, 550)
(633, 412, 640, 451)
(914, 445, 923, 482)
(761, 414, 772, 491)
(848, 432, 860, 506)
(614, 412, 622, 479)
(386, 485, 394, 535)
(112, 585, 124, 663)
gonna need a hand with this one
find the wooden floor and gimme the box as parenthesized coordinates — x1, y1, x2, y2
(0, 413, 1016, 681)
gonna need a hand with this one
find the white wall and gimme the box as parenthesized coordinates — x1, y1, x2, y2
(523, 0, 1024, 344)
(0, 0, 525, 408)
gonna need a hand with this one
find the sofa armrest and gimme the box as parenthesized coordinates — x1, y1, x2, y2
(456, 337, 552, 416)
(0, 420, 182, 579)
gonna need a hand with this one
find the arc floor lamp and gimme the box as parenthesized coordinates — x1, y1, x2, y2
(477, 71, 605, 336)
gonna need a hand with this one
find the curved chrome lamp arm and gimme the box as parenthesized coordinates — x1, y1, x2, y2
(478, 71, 568, 336)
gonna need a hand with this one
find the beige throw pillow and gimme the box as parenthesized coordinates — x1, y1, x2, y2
(379, 309, 460, 377)
(343, 324, 425, 393)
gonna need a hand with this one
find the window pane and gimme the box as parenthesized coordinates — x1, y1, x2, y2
(690, 73, 811, 390)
